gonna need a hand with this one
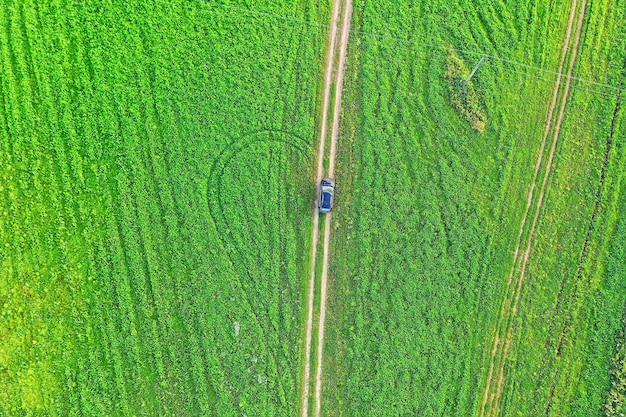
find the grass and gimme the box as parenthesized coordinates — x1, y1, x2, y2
(0, 0, 329, 415)
(2, 1, 625, 416)
(323, 0, 626, 416)
(497, 3, 626, 415)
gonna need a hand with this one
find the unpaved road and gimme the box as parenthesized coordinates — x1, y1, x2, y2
(300, 0, 352, 416)
(314, 2, 353, 417)
(479, 0, 588, 416)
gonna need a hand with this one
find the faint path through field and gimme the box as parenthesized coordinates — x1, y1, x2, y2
(300, 0, 352, 416)
(478, 1, 588, 416)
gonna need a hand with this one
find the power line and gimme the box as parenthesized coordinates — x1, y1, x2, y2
(500, 65, 620, 99)
(401, 44, 621, 98)
(355, 30, 625, 94)
(199, 0, 626, 96)
(463, 55, 486, 88)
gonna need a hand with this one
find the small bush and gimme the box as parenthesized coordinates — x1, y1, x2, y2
(445, 49, 488, 133)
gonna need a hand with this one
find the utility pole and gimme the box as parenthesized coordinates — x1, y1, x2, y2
(462, 55, 486, 88)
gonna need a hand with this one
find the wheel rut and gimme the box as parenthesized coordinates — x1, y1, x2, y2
(300, 0, 352, 416)
(478, 1, 588, 416)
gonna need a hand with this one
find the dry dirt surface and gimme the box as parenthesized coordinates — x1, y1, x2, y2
(300, 0, 352, 416)
(313, 3, 354, 417)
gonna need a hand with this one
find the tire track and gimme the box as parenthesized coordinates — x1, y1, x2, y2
(14, 7, 137, 413)
(542, 58, 625, 417)
(300, 0, 353, 414)
(299, 0, 341, 415)
(81, 12, 185, 406)
(313, 1, 352, 417)
(479, 1, 587, 416)
(206, 131, 309, 406)
(1, 4, 117, 412)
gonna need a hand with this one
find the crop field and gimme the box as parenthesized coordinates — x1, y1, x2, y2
(3, 0, 626, 416)
(0, 0, 329, 416)
(324, 0, 626, 416)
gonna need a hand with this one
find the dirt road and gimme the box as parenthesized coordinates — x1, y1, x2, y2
(313, 2, 353, 417)
(479, 1, 588, 416)
(300, 0, 352, 416)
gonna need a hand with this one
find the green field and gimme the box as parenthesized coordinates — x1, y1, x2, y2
(324, 0, 626, 416)
(0, 0, 329, 415)
(2, 0, 626, 416)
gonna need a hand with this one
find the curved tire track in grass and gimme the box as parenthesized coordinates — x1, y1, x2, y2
(206, 129, 309, 410)
(479, 1, 588, 416)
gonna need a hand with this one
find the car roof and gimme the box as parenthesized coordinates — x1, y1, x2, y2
(322, 191, 332, 207)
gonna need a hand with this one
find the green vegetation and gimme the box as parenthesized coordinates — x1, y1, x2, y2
(445, 50, 487, 133)
(0, 0, 328, 415)
(324, 0, 626, 416)
(500, 3, 626, 415)
(2, 0, 625, 416)
(605, 312, 626, 416)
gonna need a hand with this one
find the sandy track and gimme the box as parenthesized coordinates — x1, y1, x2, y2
(300, 0, 352, 416)
(300, 1, 340, 415)
(314, 2, 353, 417)
(478, 1, 588, 416)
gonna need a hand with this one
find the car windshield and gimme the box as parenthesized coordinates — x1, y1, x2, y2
(322, 192, 331, 207)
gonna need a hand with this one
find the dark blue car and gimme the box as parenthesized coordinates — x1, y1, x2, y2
(318, 178, 335, 213)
